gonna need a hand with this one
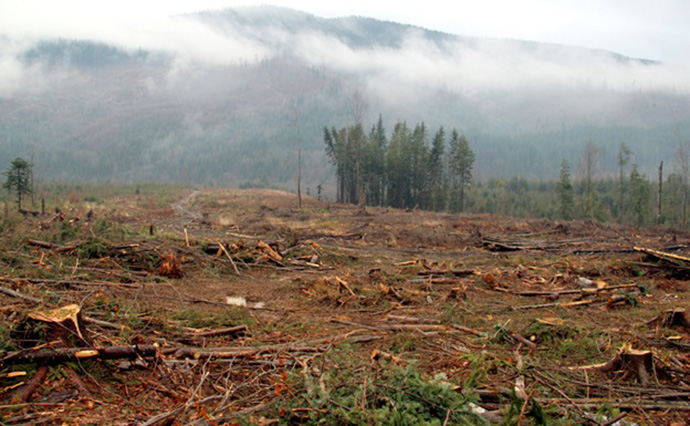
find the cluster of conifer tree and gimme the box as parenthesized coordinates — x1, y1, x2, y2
(324, 116, 475, 212)
(322, 119, 690, 229)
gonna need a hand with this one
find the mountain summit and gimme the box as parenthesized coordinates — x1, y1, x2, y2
(0, 6, 688, 186)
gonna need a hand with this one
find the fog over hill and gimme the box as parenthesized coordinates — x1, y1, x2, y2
(1, 5, 689, 191)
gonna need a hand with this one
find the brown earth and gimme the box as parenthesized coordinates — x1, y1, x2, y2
(1, 187, 689, 424)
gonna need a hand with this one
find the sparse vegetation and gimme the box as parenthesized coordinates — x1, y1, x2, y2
(0, 185, 688, 424)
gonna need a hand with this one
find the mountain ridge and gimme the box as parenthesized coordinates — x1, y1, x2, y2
(0, 5, 688, 190)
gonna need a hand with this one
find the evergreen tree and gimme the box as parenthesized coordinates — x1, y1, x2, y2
(617, 142, 632, 223)
(557, 159, 574, 220)
(409, 122, 430, 208)
(324, 125, 367, 204)
(324, 126, 345, 203)
(346, 123, 367, 205)
(3, 157, 33, 210)
(629, 164, 650, 226)
(448, 130, 475, 212)
(386, 122, 411, 208)
(428, 127, 446, 211)
(368, 115, 387, 206)
(580, 141, 600, 218)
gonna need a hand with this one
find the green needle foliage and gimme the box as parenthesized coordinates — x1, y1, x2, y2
(274, 351, 486, 425)
(3, 157, 33, 210)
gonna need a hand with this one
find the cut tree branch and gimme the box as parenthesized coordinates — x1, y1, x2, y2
(1, 345, 158, 367)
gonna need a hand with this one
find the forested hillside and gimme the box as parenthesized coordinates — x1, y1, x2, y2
(1, 5, 689, 194)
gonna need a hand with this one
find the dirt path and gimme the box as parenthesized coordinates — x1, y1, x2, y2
(169, 189, 201, 229)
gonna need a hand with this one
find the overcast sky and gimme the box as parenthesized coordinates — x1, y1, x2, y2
(1, 0, 689, 65)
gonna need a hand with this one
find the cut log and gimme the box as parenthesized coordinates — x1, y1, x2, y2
(257, 240, 283, 262)
(634, 247, 690, 269)
(180, 325, 249, 344)
(572, 343, 655, 386)
(0, 286, 43, 304)
(12, 365, 48, 403)
(513, 299, 596, 310)
(417, 269, 476, 277)
(217, 241, 241, 276)
(646, 309, 690, 330)
(1, 345, 158, 366)
(28, 304, 85, 341)
(26, 239, 59, 249)
(371, 349, 402, 364)
(385, 315, 441, 324)
(499, 283, 639, 297)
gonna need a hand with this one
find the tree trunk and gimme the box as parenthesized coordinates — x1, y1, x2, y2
(2, 345, 158, 366)
(657, 161, 663, 225)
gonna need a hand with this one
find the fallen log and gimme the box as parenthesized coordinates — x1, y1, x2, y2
(217, 241, 241, 276)
(179, 325, 249, 344)
(417, 269, 476, 277)
(257, 240, 283, 263)
(1, 277, 140, 289)
(532, 398, 690, 411)
(634, 247, 690, 269)
(83, 316, 126, 331)
(481, 236, 567, 252)
(386, 314, 441, 324)
(12, 366, 48, 403)
(171, 347, 315, 360)
(26, 239, 59, 249)
(0, 286, 43, 304)
(331, 318, 448, 333)
(571, 248, 637, 255)
(497, 283, 639, 297)
(299, 231, 366, 241)
(512, 299, 597, 310)
(1, 345, 158, 367)
(406, 278, 463, 285)
(169, 332, 383, 360)
(450, 324, 484, 337)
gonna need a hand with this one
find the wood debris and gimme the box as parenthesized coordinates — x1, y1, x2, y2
(572, 343, 656, 386)
(2, 188, 690, 424)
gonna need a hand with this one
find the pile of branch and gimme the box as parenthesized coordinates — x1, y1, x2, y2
(203, 239, 324, 271)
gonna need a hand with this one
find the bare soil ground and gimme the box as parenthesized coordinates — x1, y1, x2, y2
(1, 187, 689, 425)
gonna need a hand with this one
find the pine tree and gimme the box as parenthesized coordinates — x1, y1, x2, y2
(368, 115, 387, 206)
(428, 127, 446, 211)
(386, 122, 411, 208)
(617, 142, 632, 222)
(3, 157, 33, 210)
(580, 141, 600, 218)
(557, 159, 574, 220)
(324, 126, 345, 203)
(448, 130, 474, 212)
(409, 122, 430, 208)
(629, 164, 650, 226)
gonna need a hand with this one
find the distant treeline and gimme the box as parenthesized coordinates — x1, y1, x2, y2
(325, 116, 690, 228)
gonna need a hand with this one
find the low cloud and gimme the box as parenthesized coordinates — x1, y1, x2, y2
(290, 29, 690, 97)
(1, 10, 689, 103)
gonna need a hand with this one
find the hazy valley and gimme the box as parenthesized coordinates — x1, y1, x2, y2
(1, 5, 690, 192)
